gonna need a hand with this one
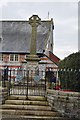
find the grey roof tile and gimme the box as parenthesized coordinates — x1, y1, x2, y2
(0, 21, 52, 53)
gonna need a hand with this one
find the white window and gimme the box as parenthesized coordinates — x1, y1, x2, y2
(15, 54, 18, 61)
(0, 54, 3, 61)
(9, 54, 19, 61)
(10, 54, 14, 61)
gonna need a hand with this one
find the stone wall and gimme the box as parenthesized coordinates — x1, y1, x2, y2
(0, 87, 8, 104)
(47, 89, 80, 119)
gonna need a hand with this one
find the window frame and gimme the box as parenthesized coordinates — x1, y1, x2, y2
(0, 54, 3, 61)
(14, 54, 19, 61)
(9, 54, 19, 62)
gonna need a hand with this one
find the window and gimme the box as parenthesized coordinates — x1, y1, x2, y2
(15, 54, 18, 61)
(10, 54, 14, 61)
(0, 54, 3, 61)
(10, 54, 19, 61)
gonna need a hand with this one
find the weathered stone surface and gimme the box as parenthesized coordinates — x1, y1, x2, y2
(5, 100, 24, 105)
(2, 104, 51, 111)
(1, 109, 60, 117)
(5, 99, 48, 106)
(0, 87, 8, 104)
(47, 89, 80, 119)
(24, 100, 48, 106)
(8, 95, 47, 101)
(1, 95, 62, 119)
(2, 114, 72, 120)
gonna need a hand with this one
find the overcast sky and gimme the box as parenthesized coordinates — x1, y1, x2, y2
(0, 0, 78, 59)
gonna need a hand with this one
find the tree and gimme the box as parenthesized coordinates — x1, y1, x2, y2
(58, 52, 80, 91)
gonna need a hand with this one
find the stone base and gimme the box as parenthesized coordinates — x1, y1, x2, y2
(26, 55, 41, 62)
(22, 54, 41, 71)
(27, 61, 39, 71)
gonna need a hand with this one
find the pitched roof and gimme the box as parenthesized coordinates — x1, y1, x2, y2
(0, 20, 53, 53)
(49, 51, 60, 64)
(44, 50, 60, 65)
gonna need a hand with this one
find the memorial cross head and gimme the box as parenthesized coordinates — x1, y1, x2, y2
(29, 15, 41, 27)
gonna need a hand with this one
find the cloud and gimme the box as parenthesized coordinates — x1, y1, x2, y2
(54, 45, 78, 59)
(1, 2, 78, 59)
(0, 0, 8, 8)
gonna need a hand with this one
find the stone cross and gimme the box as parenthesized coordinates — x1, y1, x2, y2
(29, 15, 41, 55)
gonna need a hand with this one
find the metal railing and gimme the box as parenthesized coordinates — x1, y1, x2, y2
(1, 68, 80, 94)
(1, 69, 46, 96)
(58, 69, 80, 92)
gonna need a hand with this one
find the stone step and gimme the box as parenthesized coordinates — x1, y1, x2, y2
(0, 92, 8, 96)
(8, 95, 47, 101)
(2, 114, 71, 120)
(2, 95, 63, 119)
(5, 100, 48, 106)
(2, 104, 51, 111)
(1, 109, 60, 117)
